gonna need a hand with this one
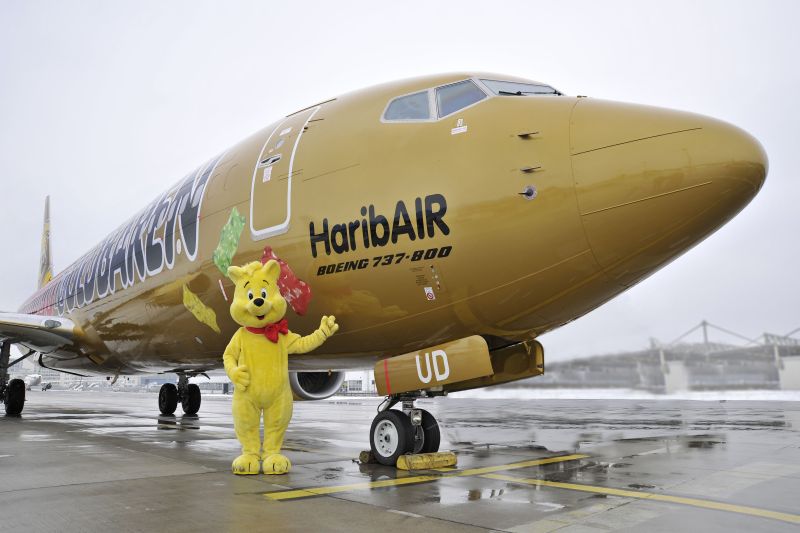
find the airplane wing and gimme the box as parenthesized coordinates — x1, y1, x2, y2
(0, 312, 76, 353)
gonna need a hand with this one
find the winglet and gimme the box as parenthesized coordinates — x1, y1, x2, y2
(38, 196, 52, 289)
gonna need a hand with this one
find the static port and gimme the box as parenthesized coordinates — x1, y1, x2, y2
(519, 185, 538, 200)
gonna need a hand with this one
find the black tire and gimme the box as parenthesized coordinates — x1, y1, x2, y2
(419, 409, 440, 453)
(158, 383, 178, 415)
(181, 383, 201, 416)
(4, 378, 25, 416)
(370, 410, 414, 466)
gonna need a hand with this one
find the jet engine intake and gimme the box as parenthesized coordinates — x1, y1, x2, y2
(289, 371, 345, 401)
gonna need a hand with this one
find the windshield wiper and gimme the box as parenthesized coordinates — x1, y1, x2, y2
(498, 90, 559, 96)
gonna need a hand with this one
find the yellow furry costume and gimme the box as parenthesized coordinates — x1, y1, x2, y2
(224, 260, 338, 475)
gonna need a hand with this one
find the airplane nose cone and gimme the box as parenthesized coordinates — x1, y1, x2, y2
(571, 98, 767, 285)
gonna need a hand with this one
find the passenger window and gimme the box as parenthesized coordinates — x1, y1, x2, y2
(384, 91, 430, 121)
(436, 80, 487, 118)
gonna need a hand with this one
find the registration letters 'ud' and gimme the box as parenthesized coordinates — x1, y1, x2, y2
(415, 350, 450, 383)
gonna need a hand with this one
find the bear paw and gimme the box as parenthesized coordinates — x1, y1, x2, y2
(232, 453, 261, 475)
(262, 453, 291, 475)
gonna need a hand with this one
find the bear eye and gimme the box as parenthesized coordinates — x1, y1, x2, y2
(247, 290, 254, 300)
(260, 288, 267, 299)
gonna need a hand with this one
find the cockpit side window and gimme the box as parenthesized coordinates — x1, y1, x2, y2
(436, 80, 487, 118)
(480, 79, 561, 96)
(383, 91, 431, 121)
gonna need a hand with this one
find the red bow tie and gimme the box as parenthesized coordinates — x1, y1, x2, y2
(246, 319, 288, 343)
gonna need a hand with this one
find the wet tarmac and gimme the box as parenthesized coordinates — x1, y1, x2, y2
(1, 391, 799, 532)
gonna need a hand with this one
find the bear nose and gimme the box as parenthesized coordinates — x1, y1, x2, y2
(253, 298, 265, 307)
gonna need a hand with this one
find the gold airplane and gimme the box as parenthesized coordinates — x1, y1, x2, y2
(0, 73, 766, 465)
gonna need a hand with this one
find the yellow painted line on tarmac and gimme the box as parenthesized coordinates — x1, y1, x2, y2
(265, 453, 588, 501)
(266, 474, 442, 501)
(483, 473, 800, 525)
(453, 454, 588, 477)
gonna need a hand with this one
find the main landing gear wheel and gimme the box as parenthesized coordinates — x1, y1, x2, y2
(158, 383, 178, 415)
(4, 378, 25, 416)
(417, 408, 440, 454)
(159, 374, 204, 416)
(181, 383, 201, 416)
(370, 410, 414, 466)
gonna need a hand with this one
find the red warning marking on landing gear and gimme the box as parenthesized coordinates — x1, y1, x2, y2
(383, 359, 392, 395)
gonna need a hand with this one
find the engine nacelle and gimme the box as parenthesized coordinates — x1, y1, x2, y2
(289, 371, 345, 401)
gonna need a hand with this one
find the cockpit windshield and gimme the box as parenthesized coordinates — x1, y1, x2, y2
(384, 91, 430, 121)
(383, 77, 561, 124)
(480, 79, 561, 96)
(436, 80, 487, 118)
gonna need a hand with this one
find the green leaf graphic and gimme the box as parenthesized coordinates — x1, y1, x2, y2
(213, 207, 246, 276)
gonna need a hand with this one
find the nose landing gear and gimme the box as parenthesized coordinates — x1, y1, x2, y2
(158, 373, 202, 416)
(369, 394, 441, 466)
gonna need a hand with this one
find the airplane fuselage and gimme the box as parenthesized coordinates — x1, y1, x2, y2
(17, 73, 766, 376)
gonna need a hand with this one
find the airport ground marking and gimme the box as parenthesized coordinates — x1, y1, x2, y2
(482, 473, 800, 525)
(451, 454, 588, 478)
(264, 453, 588, 501)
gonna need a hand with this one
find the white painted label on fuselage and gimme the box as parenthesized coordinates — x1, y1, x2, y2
(415, 349, 450, 383)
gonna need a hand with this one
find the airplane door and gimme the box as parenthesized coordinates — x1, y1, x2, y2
(249, 106, 320, 240)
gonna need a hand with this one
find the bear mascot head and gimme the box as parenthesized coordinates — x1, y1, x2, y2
(228, 260, 287, 329)
(223, 260, 337, 475)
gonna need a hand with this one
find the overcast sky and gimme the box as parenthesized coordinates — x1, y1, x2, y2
(1, 1, 797, 361)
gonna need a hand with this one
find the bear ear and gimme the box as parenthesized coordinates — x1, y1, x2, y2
(227, 265, 245, 284)
(262, 259, 281, 282)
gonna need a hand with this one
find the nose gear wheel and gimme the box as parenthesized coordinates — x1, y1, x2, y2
(369, 410, 414, 466)
(369, 395, 442, 466)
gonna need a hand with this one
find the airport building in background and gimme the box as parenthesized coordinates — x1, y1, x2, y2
(527, 322, 800, 392)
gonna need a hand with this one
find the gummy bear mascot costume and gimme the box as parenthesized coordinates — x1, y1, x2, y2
(224, 260, 338, 475)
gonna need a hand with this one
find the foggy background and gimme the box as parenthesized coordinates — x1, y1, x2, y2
(0, 0, 797, 361)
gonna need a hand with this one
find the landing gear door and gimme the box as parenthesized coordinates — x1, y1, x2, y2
(250, 106, 320, 241)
